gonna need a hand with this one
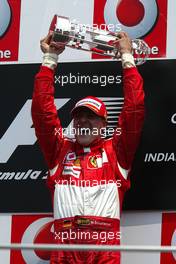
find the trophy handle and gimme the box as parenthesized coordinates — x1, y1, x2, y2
(131, 39, 150, 65)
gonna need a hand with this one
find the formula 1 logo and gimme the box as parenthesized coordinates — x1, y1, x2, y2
(93, 0, 168, 58)
(0, 0, 21, 61)
(161, 213, 176, 264)
(10, 215, 53, 264)
(0, 99, 70, 163)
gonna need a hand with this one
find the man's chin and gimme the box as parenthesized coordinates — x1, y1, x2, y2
(76, 135, 94, 146)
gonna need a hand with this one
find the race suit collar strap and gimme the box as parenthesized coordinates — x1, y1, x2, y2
(74, 139, 104, 155)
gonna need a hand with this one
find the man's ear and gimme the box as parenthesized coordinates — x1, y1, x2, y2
(102, 118, 107, 127)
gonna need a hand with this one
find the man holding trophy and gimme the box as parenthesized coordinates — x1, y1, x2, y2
(32, 18, 145, 264)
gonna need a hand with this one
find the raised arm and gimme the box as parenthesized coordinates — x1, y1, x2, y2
(31, 34, 65, 170)
(112, 32, 145, 176)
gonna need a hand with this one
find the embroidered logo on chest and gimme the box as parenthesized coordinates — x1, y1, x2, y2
(62, 152, 81, 178)
(87, 150, 108, 169)
(88, 156, 98, 168)
(88, 155, 102, 169)
(63, 152, 76, 164)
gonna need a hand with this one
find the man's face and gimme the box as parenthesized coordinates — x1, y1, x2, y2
(73, 107, 106, 146)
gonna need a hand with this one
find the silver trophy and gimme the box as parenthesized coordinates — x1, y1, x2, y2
(49, 15, 150, 65)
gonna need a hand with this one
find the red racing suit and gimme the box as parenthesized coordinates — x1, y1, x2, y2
(31, 65, 145, 264)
